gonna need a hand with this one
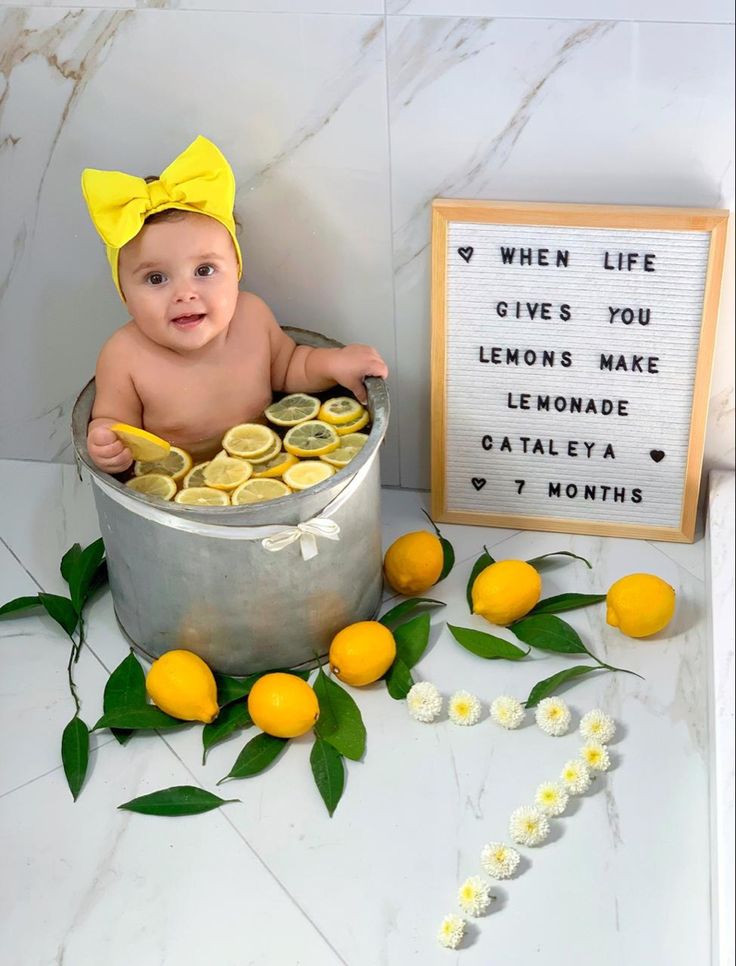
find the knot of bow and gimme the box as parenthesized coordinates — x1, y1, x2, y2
(261, 518, 341, 561)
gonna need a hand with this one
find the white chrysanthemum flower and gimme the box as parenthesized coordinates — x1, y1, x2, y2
(480, 842, 521, 879)
(509, 806, 551, 846)
(457, 875, 493, 916)
(580, 741, 611, 772)
(406, 681, 443, 723)
(490, 695, 525, 730)
(561, 758, 593, 794)
(535, 696, 572, 736)
(437, 913, 466, 949)
(580, 709, 616, 744)
(448, 690, 482, 726)
(534, 781, 569, 816)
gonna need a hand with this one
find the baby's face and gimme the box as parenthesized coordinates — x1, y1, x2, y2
(117, 212, 240, 353)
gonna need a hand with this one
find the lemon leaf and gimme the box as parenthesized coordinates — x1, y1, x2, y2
(524, 666, 603, 708)
(61, 715, 89, 801)
(310, 738, 345, 817)
(215, 669, 310, 708)
(420, 508, 455, 581)
(379, 597, 445, 628)
(526, 551, 592, 570)
(217, 733, 288, 783)
(511, 614, 588, 654)
(60, 543, 82, 584)
(118, 786, 239, 816)
(104, 651, 147, 745)
(466, 546, 496, 612)
(385, 658, 414, 700)
(393, 613, 431, 668)
(202, 703, 253, 764)
(92, 706, 184, 731)
(313, 670, 366, 761)
(0, 595, 42, 618)
(38, 593, 79, 639)
(448, 624, 529, 660)
(65, 538, 106, 614)
(527, 593, 606, 617)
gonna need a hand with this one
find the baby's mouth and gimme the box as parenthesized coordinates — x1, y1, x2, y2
(171, 313, 205, 328)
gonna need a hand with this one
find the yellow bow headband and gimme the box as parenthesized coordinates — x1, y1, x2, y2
(81, 135, 242, 301)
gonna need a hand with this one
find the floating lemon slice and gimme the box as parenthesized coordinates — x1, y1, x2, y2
(182, 461, 210, 488)
(126, 473, 177, 501)
(335, 409, 370, 435)
(246, 431, 283, 465)
(318, 397, 365, 426)
(320, 432, 369, 467)
(174, 486, 230, 506)
(251, 452, 299, 479)
(282, 460, 335, 490)
(283, 420, 340, 458)
(231, 478, 292, 505)
(203, 456, 253, 491)
(222, 424, 275, 460)
(110, 423, 171, 462)
(134, 446, 192, 482)
(264, 394, 321, 427)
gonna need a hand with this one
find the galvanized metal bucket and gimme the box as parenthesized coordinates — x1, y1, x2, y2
(71, 327, 389, 675)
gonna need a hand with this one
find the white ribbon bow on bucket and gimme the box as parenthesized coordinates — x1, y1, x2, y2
(261, 517, 341, 561)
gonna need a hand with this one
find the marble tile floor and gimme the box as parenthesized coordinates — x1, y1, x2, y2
(0, 458, 723, 966)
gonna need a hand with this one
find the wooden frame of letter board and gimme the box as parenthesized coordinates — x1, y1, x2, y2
(430, 199, 729, 542)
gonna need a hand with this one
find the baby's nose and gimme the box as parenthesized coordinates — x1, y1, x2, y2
(173, 285, 197, 302)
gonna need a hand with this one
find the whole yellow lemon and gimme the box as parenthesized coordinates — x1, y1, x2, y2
(606, 573, 676, 638)
(146, 649, 219, 723)
(329, 620, 397, 687)
(383, 530, 444, 595)
(471, 560, 542, 626)
(247, 673, 320, 738)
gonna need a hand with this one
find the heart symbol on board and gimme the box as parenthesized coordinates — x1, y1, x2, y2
(649, 450, 665, 463)
(458, 246, 474, 264)
(471, 478, 486, 491)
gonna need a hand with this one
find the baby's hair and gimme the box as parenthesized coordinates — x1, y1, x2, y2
(143, 175, 241, 231)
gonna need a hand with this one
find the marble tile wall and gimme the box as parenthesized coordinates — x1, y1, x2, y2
(0, 1, 733, 490)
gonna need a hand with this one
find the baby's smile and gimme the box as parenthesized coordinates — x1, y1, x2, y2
(170, 312, 205, 329)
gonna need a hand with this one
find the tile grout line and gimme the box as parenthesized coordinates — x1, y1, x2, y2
(0, 736, 118, 802)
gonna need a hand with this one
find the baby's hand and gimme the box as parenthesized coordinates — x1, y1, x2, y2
(87, 424, 134, 474)
(331, 344, 388, 404)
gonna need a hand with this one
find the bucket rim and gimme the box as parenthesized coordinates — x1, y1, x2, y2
(71, 325, 389, 525)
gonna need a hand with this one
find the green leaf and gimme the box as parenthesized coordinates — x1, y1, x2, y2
(393, 613, 430, 669)
(0, 595, 41, 618)
(448, 623, 529, 660)
(527, 593, 607, 616)
(86, 560, 109, 601)
(379, 597, 445, 628)
(67, 539, 105, 614)
(385, 657, 414, 700)
(118, 786, 239, 816)
(104, 651, 147, 745)
(313, 670, 366, 761)
(310, 738, 345, 816)
(92, 706, 184, 731)
(421, 508, 455, 581)
(61, 715, 89, 801)
(38, 593, 79, 638)
(511, 614, 588, 655)
(60, 544, 83, 584)
(218, 733, 288, 783)
(202, 702, 253, 764)
(215, 668, 310, 708)
(524, 665, 603, 708)
(466, 547, 496, 612)
(526, 551, 592, 570)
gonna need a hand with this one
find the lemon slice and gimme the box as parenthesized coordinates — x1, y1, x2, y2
(335, 409, 370, 435)
(231, 478, 292, 505)
(110, 423, 171, 462)
(182, 461, 210, 488)
(320, 432, 369, 467)
(134, 446, 192, 482)
(318, 397, 366, 426)
(283, 420, 340, 458)
(246, 431, 283, 465)
(222, 424, 275, 460)
(174, 486, 230, 506)
(203, 456, 253, 491)
(126, 473, 177, 501)
(282, 460, 336, 490)
(251, 452, 299, 479)
(264, 394, 321, 427)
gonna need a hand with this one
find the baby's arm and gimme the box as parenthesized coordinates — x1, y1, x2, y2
(87, 336, 143, 474)
(265, 303, 388, 404)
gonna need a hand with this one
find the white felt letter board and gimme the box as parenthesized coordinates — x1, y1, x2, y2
(430, 200, 728, 542)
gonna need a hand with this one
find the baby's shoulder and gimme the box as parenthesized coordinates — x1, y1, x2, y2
(96, 321, 139, 362)
(231, 290, 278, 336)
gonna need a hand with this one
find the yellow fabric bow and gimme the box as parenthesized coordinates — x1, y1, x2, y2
(81, 135, 242, 301)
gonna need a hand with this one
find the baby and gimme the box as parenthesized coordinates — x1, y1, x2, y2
(82, 136, 388, 474)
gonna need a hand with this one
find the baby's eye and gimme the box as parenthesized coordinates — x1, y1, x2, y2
(195, 264, 215, 277)
(146, 272, 166, 285)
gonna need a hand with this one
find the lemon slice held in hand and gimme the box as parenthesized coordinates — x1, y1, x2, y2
(282, 460, 335, 490)
(264, 393, 321, 426)
(174, 486, 230, 506)
(110, 423, 171, 462)
(231, 478, 292, 505)
(283, 420, 340, 458)
(134, 446, 192, 482)
(203, 456, 253, 491)
(126, 473, 177, 501)
(318, 397, 365, 426)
